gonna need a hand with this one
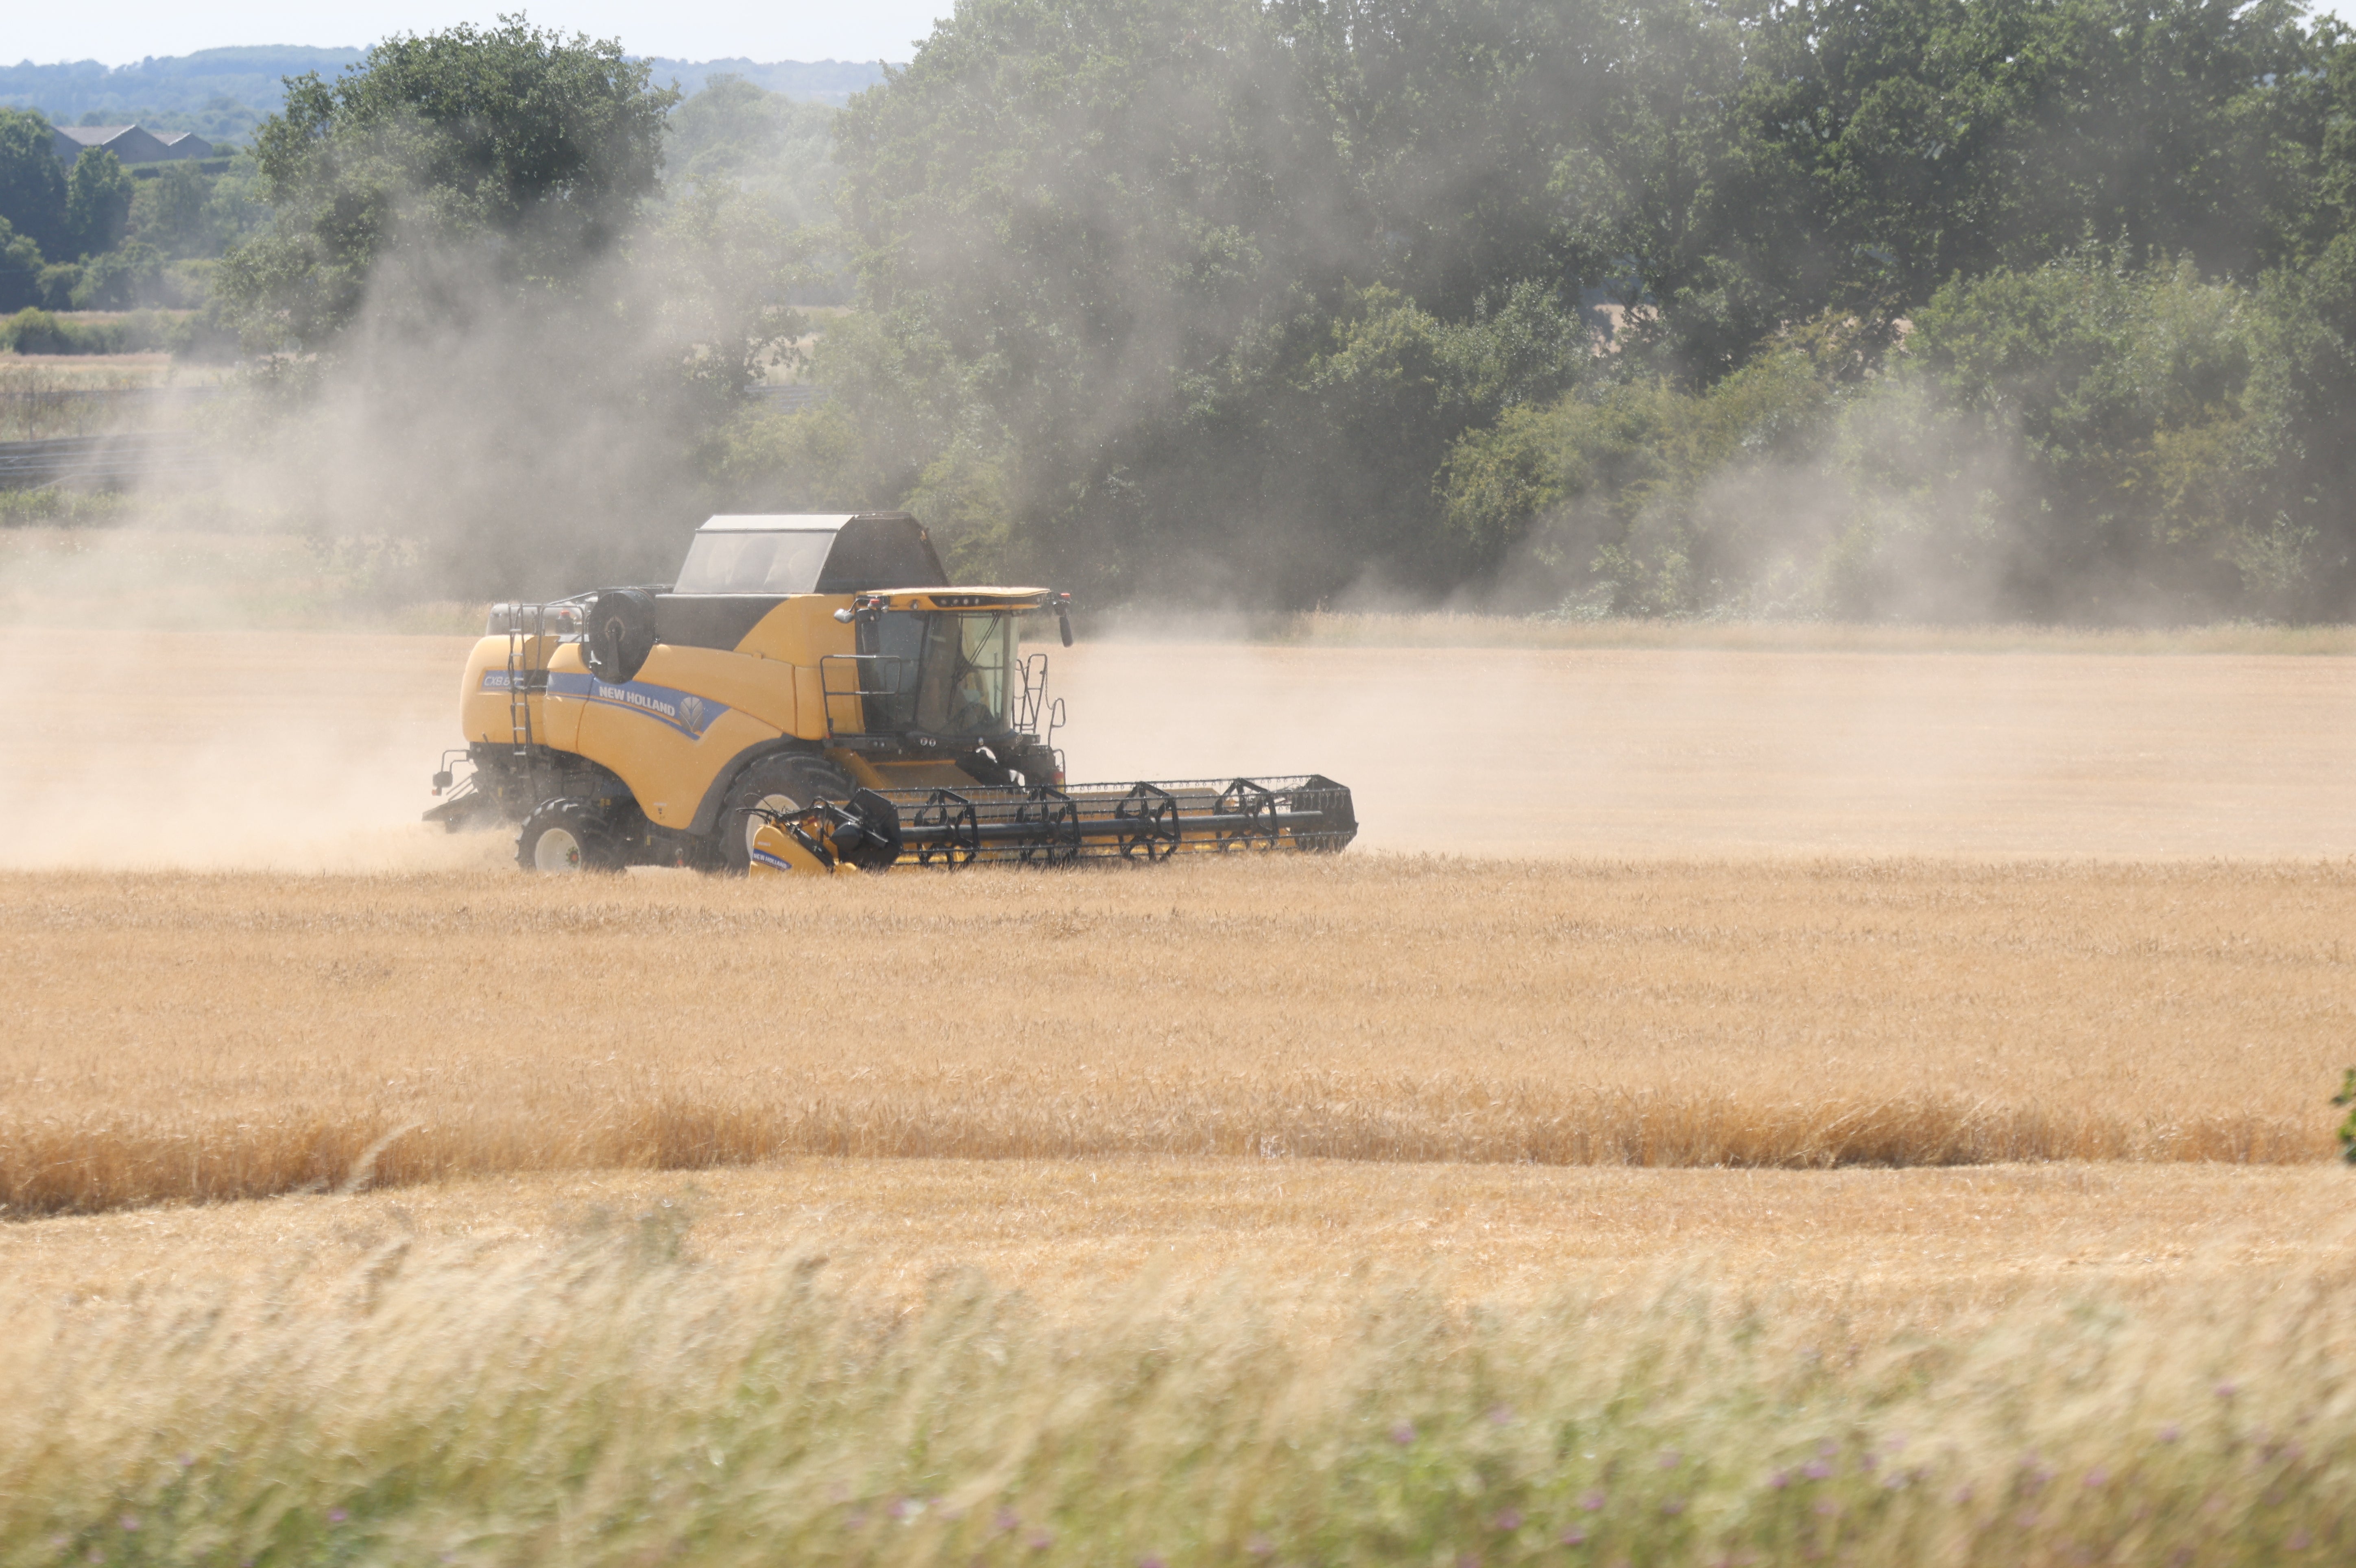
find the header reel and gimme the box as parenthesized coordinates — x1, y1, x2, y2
(746, 774, 1356, 876)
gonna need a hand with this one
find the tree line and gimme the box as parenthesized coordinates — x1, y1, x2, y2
(194, 2, 2356, 619)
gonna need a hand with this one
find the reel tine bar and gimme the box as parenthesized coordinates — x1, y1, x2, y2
(843, 775, 1355, 867)
(1213, 778, 1281, 851)
(1113, 782, 1182, 862)
(911, 788, 980, 866)
(1014, 785, 1082, 865)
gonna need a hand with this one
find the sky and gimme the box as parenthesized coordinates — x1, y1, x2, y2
(8, 2, 955, 66)
(16, 0, 2356, 68)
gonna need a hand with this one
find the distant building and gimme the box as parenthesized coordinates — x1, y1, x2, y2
(51, 124, 213, 165)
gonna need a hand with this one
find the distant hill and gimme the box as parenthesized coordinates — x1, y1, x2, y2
(0, 47, 364, 142)
(0, 48, 893, 147)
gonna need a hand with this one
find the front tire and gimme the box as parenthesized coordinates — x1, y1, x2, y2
(716, 754, 854, 874)
(517, 798, 624, 874)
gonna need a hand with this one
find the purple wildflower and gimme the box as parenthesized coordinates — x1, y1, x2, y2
(329, 1510, 348, 1524)
(1028, 1531, 1054, 1552)
(1581, 1491, 1607, 1512)
(1768, 1470, 1790, 1490)
(1391, 1422, 1417, 1446)
(120, 1516, 140, 1532)
(995, 1509, 1021, 1534)
(1489, 1405, 1515, 1426)
(1802, 1460, 1832, 1480)
(1661, 1498, 1686, 1518)
(1659, 1451, 1682, 1470)
(1247, 1535, 1275, 1557)
(2159, 1425, 2181, 1444)
(2288, 1531, 2312, 1551)
(1562, 1528, 1588, 1546)
(1492, 1509, 1523, 1532)
(2216, 1382, 2239, 1400)
(1140, 1556, 1167, 1568)
(2083, 1468, 2108, 1489)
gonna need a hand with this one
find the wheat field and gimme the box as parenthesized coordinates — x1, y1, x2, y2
(7, 627, 2356, 1564)
(4, 854, 2349, 1215)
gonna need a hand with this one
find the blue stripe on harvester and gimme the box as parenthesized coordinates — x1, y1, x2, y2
(481, 669, 728, 739)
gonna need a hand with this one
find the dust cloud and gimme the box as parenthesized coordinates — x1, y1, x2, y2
(0, 630, 504, 872)
(5, 627, 2355, 871)
(1051, 641, 2356, 860)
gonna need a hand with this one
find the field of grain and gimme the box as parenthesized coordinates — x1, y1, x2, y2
(3, 628, 2354, 1212)
(3, 854, 2350, 1215)
(5, 621, 2355, 1564)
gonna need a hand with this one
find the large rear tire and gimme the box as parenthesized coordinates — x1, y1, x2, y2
(716, 754, 854, 874)
(517, 797, 625, 874)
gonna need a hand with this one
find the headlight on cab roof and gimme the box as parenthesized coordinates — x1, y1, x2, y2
(487, 603, 585, 637)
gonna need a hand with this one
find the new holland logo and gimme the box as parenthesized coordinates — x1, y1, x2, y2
(491, 670, 731, 738)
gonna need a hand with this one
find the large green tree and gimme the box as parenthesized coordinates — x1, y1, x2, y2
(211, 16, 824, 599)
(220, 15, 676, 348)
(787, 0, 2356, 616)
(63, 149, 133, 259)
(0, 108, 67, 261)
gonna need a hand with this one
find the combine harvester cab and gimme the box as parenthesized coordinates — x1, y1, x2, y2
(427, 512, 1357, 873)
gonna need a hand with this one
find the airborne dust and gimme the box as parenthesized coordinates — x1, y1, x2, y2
(3, 620, 2355, 870)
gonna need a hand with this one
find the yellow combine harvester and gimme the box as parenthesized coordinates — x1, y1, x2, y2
(426, 512, 1357, 873)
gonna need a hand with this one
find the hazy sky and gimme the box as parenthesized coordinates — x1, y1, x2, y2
(14, 0, 2356, 70)
(9, 2, 955, 66)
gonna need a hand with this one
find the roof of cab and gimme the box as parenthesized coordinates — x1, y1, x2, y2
(697, 512, 915, 532)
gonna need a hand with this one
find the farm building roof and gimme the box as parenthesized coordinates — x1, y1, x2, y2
(51, 124, 214, 163)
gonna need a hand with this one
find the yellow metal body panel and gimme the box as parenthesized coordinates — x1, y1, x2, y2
(736, 597, 857, 740)
(537, 643, 587, 751)
(630, 644, 800, 734)
(832, 754, 990, 793)
(459, 583, 1056, 834)
(574, 647, 784, 831)
(746, 819, 859, 876)
(458, 636, 586, 749)
(736, 595, 857, 667)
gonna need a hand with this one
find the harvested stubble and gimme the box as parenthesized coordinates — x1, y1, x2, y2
(5, 1222, 2356, 1568)
(3, 855, 2347, 1216)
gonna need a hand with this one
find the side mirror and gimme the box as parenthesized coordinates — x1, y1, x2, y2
(1055, 592, 1074, 647)
(833, 608, 855, 623)
(430, 769, 454, 793)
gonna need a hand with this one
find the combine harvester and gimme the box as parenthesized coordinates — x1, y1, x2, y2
(428, 512, 1357, 874)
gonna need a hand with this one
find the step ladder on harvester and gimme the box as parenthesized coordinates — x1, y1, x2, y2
(498, 600, 584, 810)
(426, 600, 582, 828)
